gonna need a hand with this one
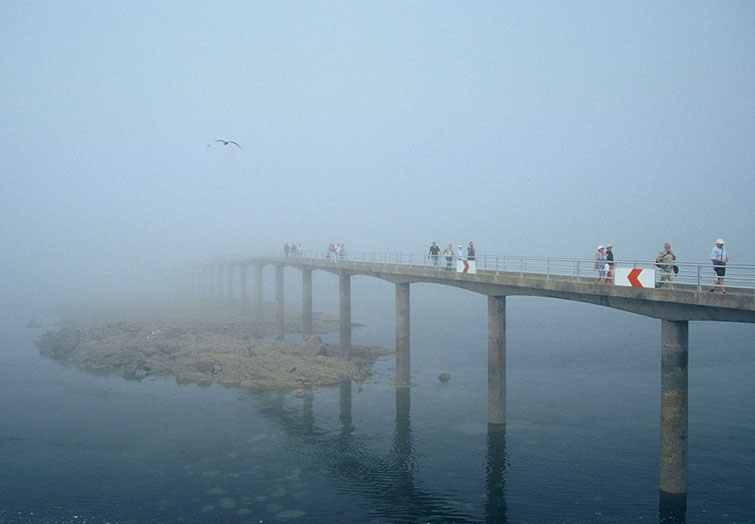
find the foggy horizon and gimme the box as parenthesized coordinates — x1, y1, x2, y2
(2, 2, 753, 305)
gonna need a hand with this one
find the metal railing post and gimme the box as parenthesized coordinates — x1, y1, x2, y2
(696, 264, 701, 292)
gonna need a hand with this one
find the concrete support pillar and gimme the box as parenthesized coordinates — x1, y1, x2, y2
(487, 296, 506, 425)
(275, 265, 284, 340)
(226, 263, 234, 302)
(215, 265, 223, 301)
(240, 264, 248, 308)
(255, 265, 264, 320)
(395, 283, 411, 387)
(660, 319, 689, 504)
(339, 274, 351, 359)
(302, 269, 313, 338)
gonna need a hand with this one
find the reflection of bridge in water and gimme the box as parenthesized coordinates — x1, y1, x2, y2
(202, 253, 755, 520)
(253, 383, 506, 523)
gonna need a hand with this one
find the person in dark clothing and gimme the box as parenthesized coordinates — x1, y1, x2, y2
(467, 241, 476, 261)
(605, 244, 614, 284)
(428, 241, 441, 267)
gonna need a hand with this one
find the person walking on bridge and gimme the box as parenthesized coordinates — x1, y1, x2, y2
(710, 239, 728, 293)
(605, 244, 614, 284)
(594, 246, 607, 283)
(655, 243, 676, 288)
(429, 241, 441, 267)
(443, 244, 454, 271)
(467, 241, 476, 261)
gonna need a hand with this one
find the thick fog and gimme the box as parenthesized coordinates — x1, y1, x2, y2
(2, 2, 754, 306)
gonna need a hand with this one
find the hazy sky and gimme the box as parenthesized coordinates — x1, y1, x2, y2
(2, 1, 753, 302)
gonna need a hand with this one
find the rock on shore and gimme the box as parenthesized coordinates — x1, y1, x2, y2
(35, 300, 393, 394)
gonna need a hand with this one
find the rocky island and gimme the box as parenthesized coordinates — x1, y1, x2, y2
(35, 300, 393, 396)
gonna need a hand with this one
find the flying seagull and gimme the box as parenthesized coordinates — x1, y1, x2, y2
(207, 139, 243, 150)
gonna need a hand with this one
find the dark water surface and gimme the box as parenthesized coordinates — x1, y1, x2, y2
(1, 285, 754, 523)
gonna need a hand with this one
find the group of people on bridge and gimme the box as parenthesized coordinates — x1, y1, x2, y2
(429, 241, 475, 271)
(594, 239, 730, 292)
(283, 243, 303, 258)
(281, 237, 732, 292)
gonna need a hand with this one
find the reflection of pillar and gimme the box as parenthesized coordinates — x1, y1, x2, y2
(302, 394, 314, 434)
(485, 424, 507, 523)
(240, 264, 248, 307)
(395, 283, 410, 387)
(660, 320, 688, 507)
(394, 385, 414, 500)
(255, 265, 264, 320)
(227, 263, 234, 302)
(275, 265, 284, 340)
(339, 274, 351, 359)
(394, 386, 411, 458)
(487, 296, 506, 425)
(302, 269, 313, 338)
(339, 379, 353, 435)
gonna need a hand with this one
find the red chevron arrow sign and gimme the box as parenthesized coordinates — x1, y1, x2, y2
(615, 267, 655, 288)
(627, 268, 643, 287)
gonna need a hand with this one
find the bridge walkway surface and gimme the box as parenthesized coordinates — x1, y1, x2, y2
(235, 253, 755, 324)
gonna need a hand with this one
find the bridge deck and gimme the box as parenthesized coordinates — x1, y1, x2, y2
(236, 256, 755, 323)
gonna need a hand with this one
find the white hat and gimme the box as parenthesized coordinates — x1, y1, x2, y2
(716, 238, 725, 244)
(598, 245, 604, 250)
(458, 245, 462, 248)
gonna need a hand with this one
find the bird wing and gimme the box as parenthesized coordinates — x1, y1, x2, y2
(229, 141, 243, 150)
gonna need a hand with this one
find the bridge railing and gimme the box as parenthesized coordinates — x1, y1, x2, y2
(276, 251, 755, 293)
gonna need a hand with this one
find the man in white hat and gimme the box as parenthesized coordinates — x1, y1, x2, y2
(710, 239, 729, 293)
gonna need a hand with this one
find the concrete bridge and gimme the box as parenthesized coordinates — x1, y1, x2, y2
(200, 252, 755, 506)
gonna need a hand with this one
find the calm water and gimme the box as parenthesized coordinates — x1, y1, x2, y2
(1, 282, 754, 523)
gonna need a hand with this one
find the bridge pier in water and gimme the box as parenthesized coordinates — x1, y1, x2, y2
(215, 265, 223, 301)
(340, 274, 352, 359)
(487, 296, 506, 425)
(395, 283, 410, 387)
(239, 264, 248, 307)
(255, 265, 264, 319)
(226, 263, 234, 303)
(660, 319, 688, 508)
(302, 269, 313, 338)
(275, 266, 284, 340)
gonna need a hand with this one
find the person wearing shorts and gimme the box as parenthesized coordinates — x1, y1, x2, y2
(710, 239, 729, 293)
